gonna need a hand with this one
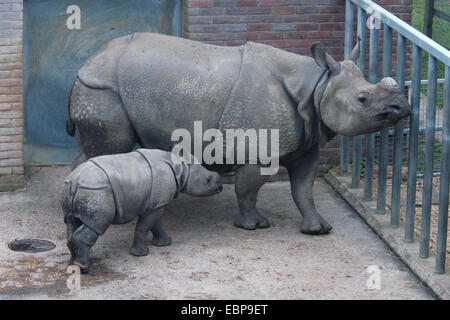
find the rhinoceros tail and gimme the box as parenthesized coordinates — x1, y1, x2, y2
(66, 80, 76, 136)
(66, 118, 75, 137)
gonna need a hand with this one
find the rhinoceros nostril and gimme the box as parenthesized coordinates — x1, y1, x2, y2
(388, 105, 401, 112)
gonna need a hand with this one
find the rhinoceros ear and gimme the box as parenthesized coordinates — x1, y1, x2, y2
(311, 43, 341, 75)
(348, 36, 361, 62)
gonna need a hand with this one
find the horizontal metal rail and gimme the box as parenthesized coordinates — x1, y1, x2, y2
(405, 79, 446, 86)
(350, 0, 450, 66)
(374, 126, 443, 136)
(434, 9, 450, 23)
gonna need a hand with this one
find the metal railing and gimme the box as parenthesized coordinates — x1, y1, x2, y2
(341, 0, 450, 273)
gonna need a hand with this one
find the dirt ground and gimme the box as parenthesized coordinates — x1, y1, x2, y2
(0, 166, 435, 299)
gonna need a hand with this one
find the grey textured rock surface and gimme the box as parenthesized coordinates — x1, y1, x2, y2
(68, 32, 411, 235)
(0, 167, 433, 299)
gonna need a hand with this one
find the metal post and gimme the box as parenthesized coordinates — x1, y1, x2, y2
(377, 25, 392, 214)
(341, 0, 355, 176)
(424, 0, 435, 38)
(405, 44, 422, 243)
(352, 7, 366, 188)
(391, 34, 406, 227)
(420, 55, 438, 258)
(435, 66, 449, 273)
(365, 26, 378, 201)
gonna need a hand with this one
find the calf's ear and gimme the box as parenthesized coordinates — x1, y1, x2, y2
(311, 43, 341, 75)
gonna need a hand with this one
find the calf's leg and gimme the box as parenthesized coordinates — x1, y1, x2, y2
(130, 208, 164, 256)
(66, 218, 82, 264)
(69, 187, 115, 272)
(151, 215, 172, 246)
(70, 224, 99, 273)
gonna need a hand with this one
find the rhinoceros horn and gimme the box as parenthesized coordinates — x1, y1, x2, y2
(348, 36, 361, 62)
(377, 77, 400, 91)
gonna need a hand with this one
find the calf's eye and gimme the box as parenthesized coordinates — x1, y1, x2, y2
(358, 96, 367, 104)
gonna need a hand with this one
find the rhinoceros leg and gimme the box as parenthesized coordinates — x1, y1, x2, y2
(234, 164, 270, 230)
(69, 79, 138, 165)
(151, 216, 172, 247)
(70, 224, 99, 273)
(286, 145, 332, 235)
(130, 208, 164, 256)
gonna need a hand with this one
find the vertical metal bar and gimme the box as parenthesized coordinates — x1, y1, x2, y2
(391, 34, 406, 227)
(435, 65, 449, 273)
(364, 26, 379, 201)
(377, 25, 392, 214)
(357, 8, 366, 73)
(405, 44, 422, 243)
(341, 138, 350, 176)
(352, 7, 366, 188)
(424, 0, 435, 38)
(344, 0, 355, 63)
(341, 0, 355, 176)
(419, 55, 438, 258)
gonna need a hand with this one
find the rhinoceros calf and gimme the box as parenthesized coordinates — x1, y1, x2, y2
(67, 32, 410, 235)
(61, 149, 222, 272)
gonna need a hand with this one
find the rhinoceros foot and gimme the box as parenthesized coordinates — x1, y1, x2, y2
(300, 214, 332, 235)
(129, 245, 150, 257)
(151, 234, 172, 247)
(235, 209, 270, 230)
(73, 261, 90, 274)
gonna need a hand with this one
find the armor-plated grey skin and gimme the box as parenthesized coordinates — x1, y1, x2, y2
(67, 33, 411, 235)
(61, 149, 222, 273)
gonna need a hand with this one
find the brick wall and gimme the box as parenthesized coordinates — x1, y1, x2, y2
(183, 0, 346, 58)
(0, 0, 24, 192)
(183, 0, 411, 59)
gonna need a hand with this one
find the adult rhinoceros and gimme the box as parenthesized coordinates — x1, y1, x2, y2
(66, 32, 410, 235)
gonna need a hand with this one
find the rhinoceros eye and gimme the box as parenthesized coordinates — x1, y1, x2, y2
(358, 94, 368, 104)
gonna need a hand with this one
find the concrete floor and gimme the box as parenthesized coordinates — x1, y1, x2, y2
(0, 166, 434, 299)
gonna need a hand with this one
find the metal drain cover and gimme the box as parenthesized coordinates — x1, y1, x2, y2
(8, 239, 56, 253)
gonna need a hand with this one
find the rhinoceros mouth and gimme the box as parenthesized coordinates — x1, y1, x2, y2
(376, 103, 410, 121)
(376, 112, 390, 119)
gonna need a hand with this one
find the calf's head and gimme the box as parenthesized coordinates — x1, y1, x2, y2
(171, 151, 223, 197)
(309, 39, 411, 139)
(183, 164, 222, 197)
